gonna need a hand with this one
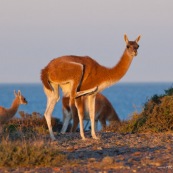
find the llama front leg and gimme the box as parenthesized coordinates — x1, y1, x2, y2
(88, 95, 99, 139)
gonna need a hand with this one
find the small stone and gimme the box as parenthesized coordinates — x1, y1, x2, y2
(79, 152, 84, 158)
(66, 146, 75, 152)
(88, 158, 96, 162)
(74, 145, 79, 150)
(92, 146, 103, 151)
(132, 151, 141, 156)
(117, 155, 125, 161)
(149, 161, 162, 166)
(113, 162, 125, 169)
(97, 150, 103, 154)
(97, 146, 103, 150)
(52, 167, 61, 172)
(102, 156, 114, 165)
(127, 158, 133, 163)
(166, 145, 172, 150)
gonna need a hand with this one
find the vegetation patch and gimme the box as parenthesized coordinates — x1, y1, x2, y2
(0, 139, 66, 168)
(1, 112, 62, 140)
(0, 113, 67, 168)
(110, 86, 173, 133)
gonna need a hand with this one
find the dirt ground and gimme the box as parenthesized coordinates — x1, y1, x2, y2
(0, 131, 173, 173)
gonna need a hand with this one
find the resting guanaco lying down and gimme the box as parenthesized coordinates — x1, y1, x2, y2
(61, 93, 120, 133)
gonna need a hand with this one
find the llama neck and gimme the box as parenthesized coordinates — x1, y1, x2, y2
(107, 50, 133, 84)
(7, 98, 20, 118)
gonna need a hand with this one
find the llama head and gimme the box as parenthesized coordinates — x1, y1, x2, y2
(124, 34, 141, 57)
(14, 90, 28, 105)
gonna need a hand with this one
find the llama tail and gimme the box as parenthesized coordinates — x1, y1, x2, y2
(40, 68, 53, 91)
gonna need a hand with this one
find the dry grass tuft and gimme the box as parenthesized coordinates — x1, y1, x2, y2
(0, 112, 66, 168)
(1, 112, 62, 140)
(0, 139, 66, 168)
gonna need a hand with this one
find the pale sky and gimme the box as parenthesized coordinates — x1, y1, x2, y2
(0, 0, 173, 83)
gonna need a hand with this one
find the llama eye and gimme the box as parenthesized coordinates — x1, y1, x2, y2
(134, 45, 139, 50)
(126, 45, 130, 49)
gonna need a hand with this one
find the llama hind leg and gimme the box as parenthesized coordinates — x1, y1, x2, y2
(44, 98, 58, 140)
(71, 112, 79, 132)
(69, 97, 81, 133)
(44, 86, 59, 140)
(61, 109, 72, 134)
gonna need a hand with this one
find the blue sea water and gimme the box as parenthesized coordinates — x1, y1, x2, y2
(0, 82, 172, 121)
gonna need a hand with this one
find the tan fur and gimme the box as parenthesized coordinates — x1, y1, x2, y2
(61, 93, 120, 133)
(0, 90, 27, 129)
(40, 34, 141, 140)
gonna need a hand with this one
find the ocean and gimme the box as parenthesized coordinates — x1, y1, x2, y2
(0, 82, 172, 122)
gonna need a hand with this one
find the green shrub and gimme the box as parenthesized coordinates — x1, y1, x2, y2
(112, 87, 173, 133)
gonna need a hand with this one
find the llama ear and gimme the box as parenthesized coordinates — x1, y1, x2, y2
(14, 90, 17, 97)
(18, 90, 21, 96)
(124, 34, 129, 44)
(135, 35, 141, 43)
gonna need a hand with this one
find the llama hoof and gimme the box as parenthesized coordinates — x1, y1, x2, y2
(93, 136, 100, 140)
(50, 140, 58, 145)
(50, 137, 58, 143)
(50, 137, 57, 141)
(82, 137, 87, 140)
